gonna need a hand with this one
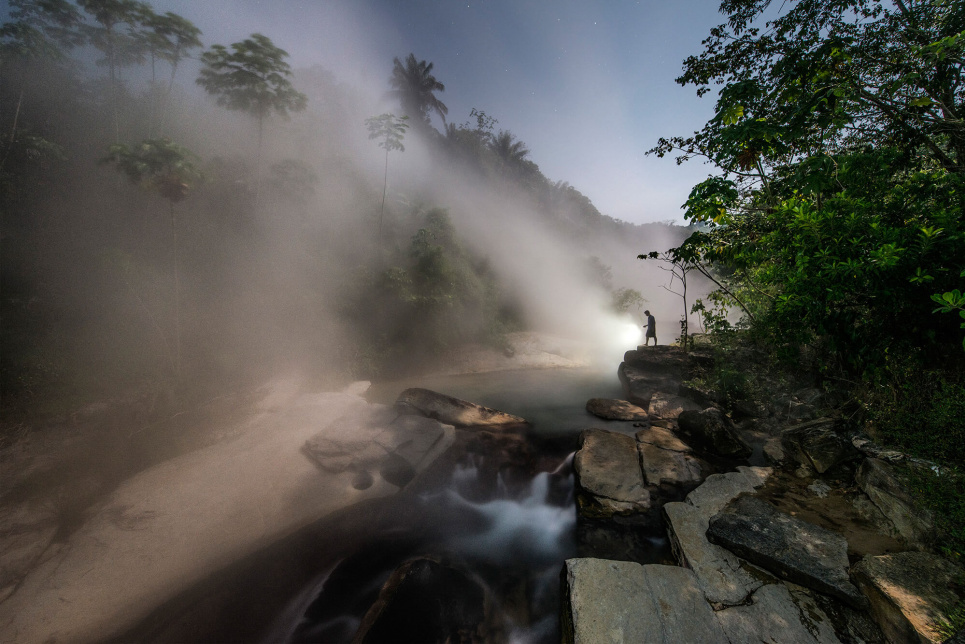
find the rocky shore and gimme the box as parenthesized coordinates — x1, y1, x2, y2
(564, 344, 964, 643)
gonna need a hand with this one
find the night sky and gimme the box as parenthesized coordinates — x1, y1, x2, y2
(32, 0, 734, 224)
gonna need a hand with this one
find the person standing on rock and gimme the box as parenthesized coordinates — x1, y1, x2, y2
(644, 310, 657, 346)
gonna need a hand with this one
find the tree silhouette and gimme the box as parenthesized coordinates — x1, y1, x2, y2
(365, 113, 408, 248)
(104, 138, 203, 378)
(388, 53, 447, 129)
(490, 130, 530, 166)
(196, 33, 307, 191)
(77, 0, 145, 141)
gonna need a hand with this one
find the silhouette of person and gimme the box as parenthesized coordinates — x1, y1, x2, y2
(644, 310, 657, 346)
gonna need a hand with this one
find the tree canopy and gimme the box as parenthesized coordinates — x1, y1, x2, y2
(196, 33, 307, 124)
(388, 53, 448, 129)
(650, 0, 965, 373)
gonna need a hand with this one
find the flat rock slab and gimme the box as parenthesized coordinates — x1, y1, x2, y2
(648, 391, 703, 420)
(395, 387, 526, 427)
(638, 442, 702, 487)
(663, 501, 764, 607)
(852, 551, 964, 644)
(585, 398, 648, 421)
(663, 466, 772, 607)
(562, 559, 728, 644)
(0, 387, 455, 644)
(636, 425, 691, 452)
(574, 429, 650, 518)
(715, 583, 842, 644)
(708, 495, 867, 609)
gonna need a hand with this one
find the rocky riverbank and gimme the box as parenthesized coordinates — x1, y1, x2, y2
(564, 344, 964, 643)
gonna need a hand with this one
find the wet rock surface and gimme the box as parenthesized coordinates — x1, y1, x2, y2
(584, 397, 648, 421)
(707, 495, 868, 609)
(395, 387, 526, 427)
(573, 429, 650, 518)
(678, 407, 752, 459)
(353, 557, 490, 644)
(647, 391, 704, 420)
(561, 559, 728, 644)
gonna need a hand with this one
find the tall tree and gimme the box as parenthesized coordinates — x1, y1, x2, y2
(365, 112, 408, 248)
(196, 33, 307, 191)
(104, 137, 203, 379)
(140, 9, 201, 134)
(0, 0, 82, 171)
(77, 0, 147, 141)
(388, 53, 448, 130)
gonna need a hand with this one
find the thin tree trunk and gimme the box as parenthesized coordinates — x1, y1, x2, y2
(0, 72, 27, 174)
(379, 147, 389, 249)
(170, 201, 181, 379)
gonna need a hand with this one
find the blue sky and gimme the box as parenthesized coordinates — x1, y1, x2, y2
(145, 1, 729, 223)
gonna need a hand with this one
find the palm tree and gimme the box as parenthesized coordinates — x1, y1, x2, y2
(490, 130, 530, 165)
(388, 53, 448, 129)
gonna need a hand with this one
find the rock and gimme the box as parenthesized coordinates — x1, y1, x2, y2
(350, 468, 374, 490)
(376, 415, 450, 471)
(856, 458, 935, 547)
(573, 429, 650, 518)
(636, 429, 703, 488)
(663, 502, 765, 607)
(584, 398, 649, 421)
(662, 466, 773, 607)
(635, 425, 691, 453)
(781, 418, 859, 474)
(678, 383, 724, 409)
(678, 408, 752, 459)
(618, 364, 679, 408)
(353, 557, 490, 643)
(648, 391, 703, 420)
(395, 388, 526, 427)
(707, 496, 868, 609)
(561, 559, 728, 644)
(379, 453, 416, 488)
(730, 397, 769, 419)
(852, 551, 964, 644)
(852, 436, 907, 464)
(715, 583, 843, 644)
(685, 466, 773, 515)
(763, 436, 785, 464)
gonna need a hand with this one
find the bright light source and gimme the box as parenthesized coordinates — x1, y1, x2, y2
(620, 322, 642, 347)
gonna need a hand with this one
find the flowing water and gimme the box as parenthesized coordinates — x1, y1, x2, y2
(261, 366, 668, 643)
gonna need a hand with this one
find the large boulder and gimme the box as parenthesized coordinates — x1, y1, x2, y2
(573, 429, 650, 518)
(852, 551, 964, 644)
(584, 398, 648, 421)
(636, 426, 703, 488)
(618, 364, 678, 408)
(707, 496, 867, 609)
(678, 408, 752, 459)
(648, 392, 703, 420)
(781, 418, 860, 474)
(395, 388, 526, 427)
(856, 458, 935, 547)
(561, 559, 728, 644)
(662, 466, 773, 607)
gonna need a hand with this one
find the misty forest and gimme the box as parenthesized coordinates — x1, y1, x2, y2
(2, 0, 965, 642)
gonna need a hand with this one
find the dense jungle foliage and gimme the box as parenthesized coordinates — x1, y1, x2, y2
(656, 0, 965, 465)
(0, 0, 670, 426)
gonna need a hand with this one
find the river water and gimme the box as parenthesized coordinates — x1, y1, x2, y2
(264, 365, 659, 643)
